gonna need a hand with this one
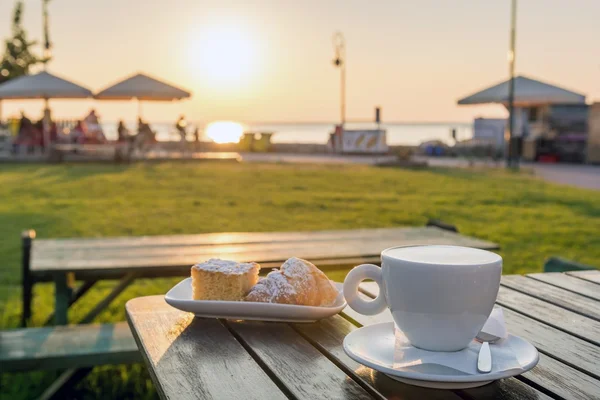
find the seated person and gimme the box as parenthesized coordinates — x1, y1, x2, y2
(83, 109, 107, 143)
(137, 117, 156, 142)
(69, 120, 86, 144)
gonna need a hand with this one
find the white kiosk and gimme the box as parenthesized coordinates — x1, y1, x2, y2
(330, 107, 388, 154)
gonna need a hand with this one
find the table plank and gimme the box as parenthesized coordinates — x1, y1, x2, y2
(567, 270, 600, 285)
(225, 320, 374, 400)
(524, 353, 600, 400)
(294, 315, 550, 400)
(31, 227, 498, 273)
(125, 296, 287, 400)
(34, 234, 489, 263)
(502, 309, 600, 380)
(34, 226, 498, 252)
(496, 286, 600, 346)
(501, 275, 600, 321)
(357, 282, 600, 400)
(527, 273, 600, 301)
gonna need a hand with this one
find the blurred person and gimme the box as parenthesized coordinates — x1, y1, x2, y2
(12, 111, 35, 153)
(70, 120, 86, 144)
(19, 110, 32, 129)
(175, 115, 187, 152)
(84, 109, 107, 143)
(193, 126, 200, 151)
(131, 117, 156, 156)
(117, 120, 130, 142)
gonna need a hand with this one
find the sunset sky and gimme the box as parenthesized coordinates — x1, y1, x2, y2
(0, 0, 598, 124)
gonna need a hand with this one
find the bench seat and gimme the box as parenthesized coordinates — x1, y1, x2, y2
(0, 322, 140, 373)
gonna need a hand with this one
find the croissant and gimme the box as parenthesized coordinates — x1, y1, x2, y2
(245, 257, 338, 306)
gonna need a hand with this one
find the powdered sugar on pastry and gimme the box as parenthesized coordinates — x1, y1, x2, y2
(280, 257, 319, 305)
(245, 270, 297, 304)
(244, 257, 339, 306)
(281, 257, 339, 306)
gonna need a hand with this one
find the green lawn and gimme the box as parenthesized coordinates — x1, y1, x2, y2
(1, 161, 599, 399)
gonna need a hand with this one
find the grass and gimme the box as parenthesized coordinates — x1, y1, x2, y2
(1, 161, 599, 399)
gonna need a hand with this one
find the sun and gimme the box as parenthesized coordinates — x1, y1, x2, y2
(188, 24, 258, 87)
(205, 121, 244, 143)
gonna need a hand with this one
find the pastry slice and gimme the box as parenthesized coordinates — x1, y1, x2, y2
(191, 258, 260, 301)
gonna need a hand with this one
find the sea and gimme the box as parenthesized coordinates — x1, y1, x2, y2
(100, 121, 473, 146)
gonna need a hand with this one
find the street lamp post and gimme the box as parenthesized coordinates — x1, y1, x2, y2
(507, 0, 518, 169)
(42, 0, 53, 153)
(42, 0, 52, 69)
(332, 32, 346, 129)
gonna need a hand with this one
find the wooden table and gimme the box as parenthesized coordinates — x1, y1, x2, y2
(126, 270, 600, 400)
(24, 226, 498, 325)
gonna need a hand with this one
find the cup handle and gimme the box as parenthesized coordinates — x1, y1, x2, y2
(343, 264, 387, 315)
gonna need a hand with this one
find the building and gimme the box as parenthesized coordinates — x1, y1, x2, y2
(457, 75, 589, 162)
(587, 103, 600, 164)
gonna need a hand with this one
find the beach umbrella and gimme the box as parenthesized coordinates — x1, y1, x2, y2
(0, 70, 92, 100)
(0, 70, 93, 146)
(457, 75, 585, 107)
(95, 72, 191, 120)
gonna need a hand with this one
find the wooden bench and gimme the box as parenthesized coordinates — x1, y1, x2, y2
(21, 224, 499, 326)
(1, 322, 140, 399)
(543, 256, 597, 273)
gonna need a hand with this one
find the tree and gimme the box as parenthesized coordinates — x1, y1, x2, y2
(0, 1, 44, 84)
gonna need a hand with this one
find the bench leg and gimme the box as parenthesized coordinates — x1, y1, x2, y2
(21, 230, 36, 327)
(79, 273, 138, 324)
(54, 273, 70, 325)
(37, 367, 93, 400)
(44, 279, 97, 326)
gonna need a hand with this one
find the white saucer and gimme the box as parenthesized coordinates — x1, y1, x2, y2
(343, 322, 539, 389)
(165, 278, 346, 322)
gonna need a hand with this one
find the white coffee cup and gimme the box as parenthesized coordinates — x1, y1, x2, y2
(343, 245, 502, 352)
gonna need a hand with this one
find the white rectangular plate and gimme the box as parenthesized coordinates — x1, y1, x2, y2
(165, 278, 346, 322)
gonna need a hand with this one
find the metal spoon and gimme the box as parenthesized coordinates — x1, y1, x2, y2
(476, 332, 501, 373)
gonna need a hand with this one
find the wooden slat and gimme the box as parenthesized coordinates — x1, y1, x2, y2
(356, 282, 600, 399)
(496, 286, 600, 346)
(459, 378, 553, 400)
(34, 235, 476, 263)
(125, 296, 287, 400)
(523, 353, 600, 400)
(31, 227, 498, 273)
(528, 273, 600, 301)
(29, 256, 382, 282)
(33, 233, 481, 262)
(501, 275, 600, 320)
(31, 236, 490, 271)
(34, 226, 498, 251)
(225, 320, 374, 400)
(0, 322, 140, 372)
(567, 270, 600, 285)
(502, 308, 600, 380)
